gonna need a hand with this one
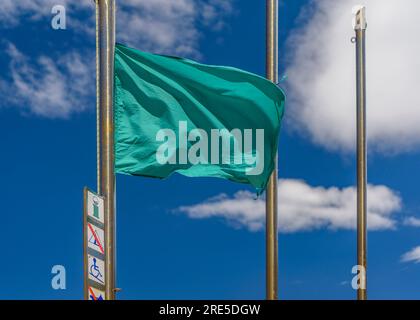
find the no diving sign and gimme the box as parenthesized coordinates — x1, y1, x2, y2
(87, 223, 105, 255)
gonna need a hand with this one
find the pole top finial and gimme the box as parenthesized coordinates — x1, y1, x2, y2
(352, 5, 367, 30)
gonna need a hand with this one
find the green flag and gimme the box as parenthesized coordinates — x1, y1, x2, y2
(114, 43, 285, 193)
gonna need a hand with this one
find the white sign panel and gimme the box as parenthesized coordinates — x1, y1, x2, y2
(88, 286, 105, 301)
(87, 191, 104, 224)
(87, 223, 105, 255)
(88, 254, 105, 285)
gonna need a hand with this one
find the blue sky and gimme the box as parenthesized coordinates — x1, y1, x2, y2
(0, 0, 420, 300)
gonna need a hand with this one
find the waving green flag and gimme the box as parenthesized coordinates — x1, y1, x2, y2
(114, 43, 285, 193)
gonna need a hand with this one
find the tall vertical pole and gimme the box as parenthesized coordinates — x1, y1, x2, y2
(265, 0, 279, 300)
(96, 0, 116, 300)
(354, 6, 367, 301)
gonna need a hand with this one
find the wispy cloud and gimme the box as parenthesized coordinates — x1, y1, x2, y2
(117, 0, 198, 56)
(0, 0, 92, 28)
(0, 0, 234, 57)
(0, 43, 94, 118)
(401, 246, 420, 264)
(116, 0, 234, 57)
(201, 0, 235, 31)
(0, 1, 235, 117)
(176, 179, 402, 233)
(286, 0, 420, 153)
(402, 216, 420, 227)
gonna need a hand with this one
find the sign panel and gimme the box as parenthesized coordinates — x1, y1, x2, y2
(87, 222, 105, 255)
(84, 187, 106, 300)
(87, 191, 104, 224)
(88, 254, 105, 285)
(88, 286, 105, 301)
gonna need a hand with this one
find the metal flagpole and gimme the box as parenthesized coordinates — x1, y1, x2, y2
(353, 6, 367, 301)
(265, 0, 279, 300)
(96, 0, 117, 300)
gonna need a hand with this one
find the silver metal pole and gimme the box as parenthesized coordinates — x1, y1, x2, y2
(265, 0, 279, 300)
(353, 6, 367, 301)
(96, 0, 116, 300)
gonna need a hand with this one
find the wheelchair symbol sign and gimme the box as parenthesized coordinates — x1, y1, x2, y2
(88, 254, 105, 285)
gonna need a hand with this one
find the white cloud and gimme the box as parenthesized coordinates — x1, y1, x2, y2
(401, 246, 420, 264)
(116, 0, 234, 56)
(286, 0, 420, 153)
(176, 179, 402, 232)
(0, 1, 234, 117)
(0, 43, 94, 118)
(0, 0, 234, 57)
(402, 216, 420, 227)
(0, 0, 92, 28)
(117, 0, 198, 56)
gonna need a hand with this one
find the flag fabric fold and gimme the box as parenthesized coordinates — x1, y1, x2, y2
(114, 43, 285, 193)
